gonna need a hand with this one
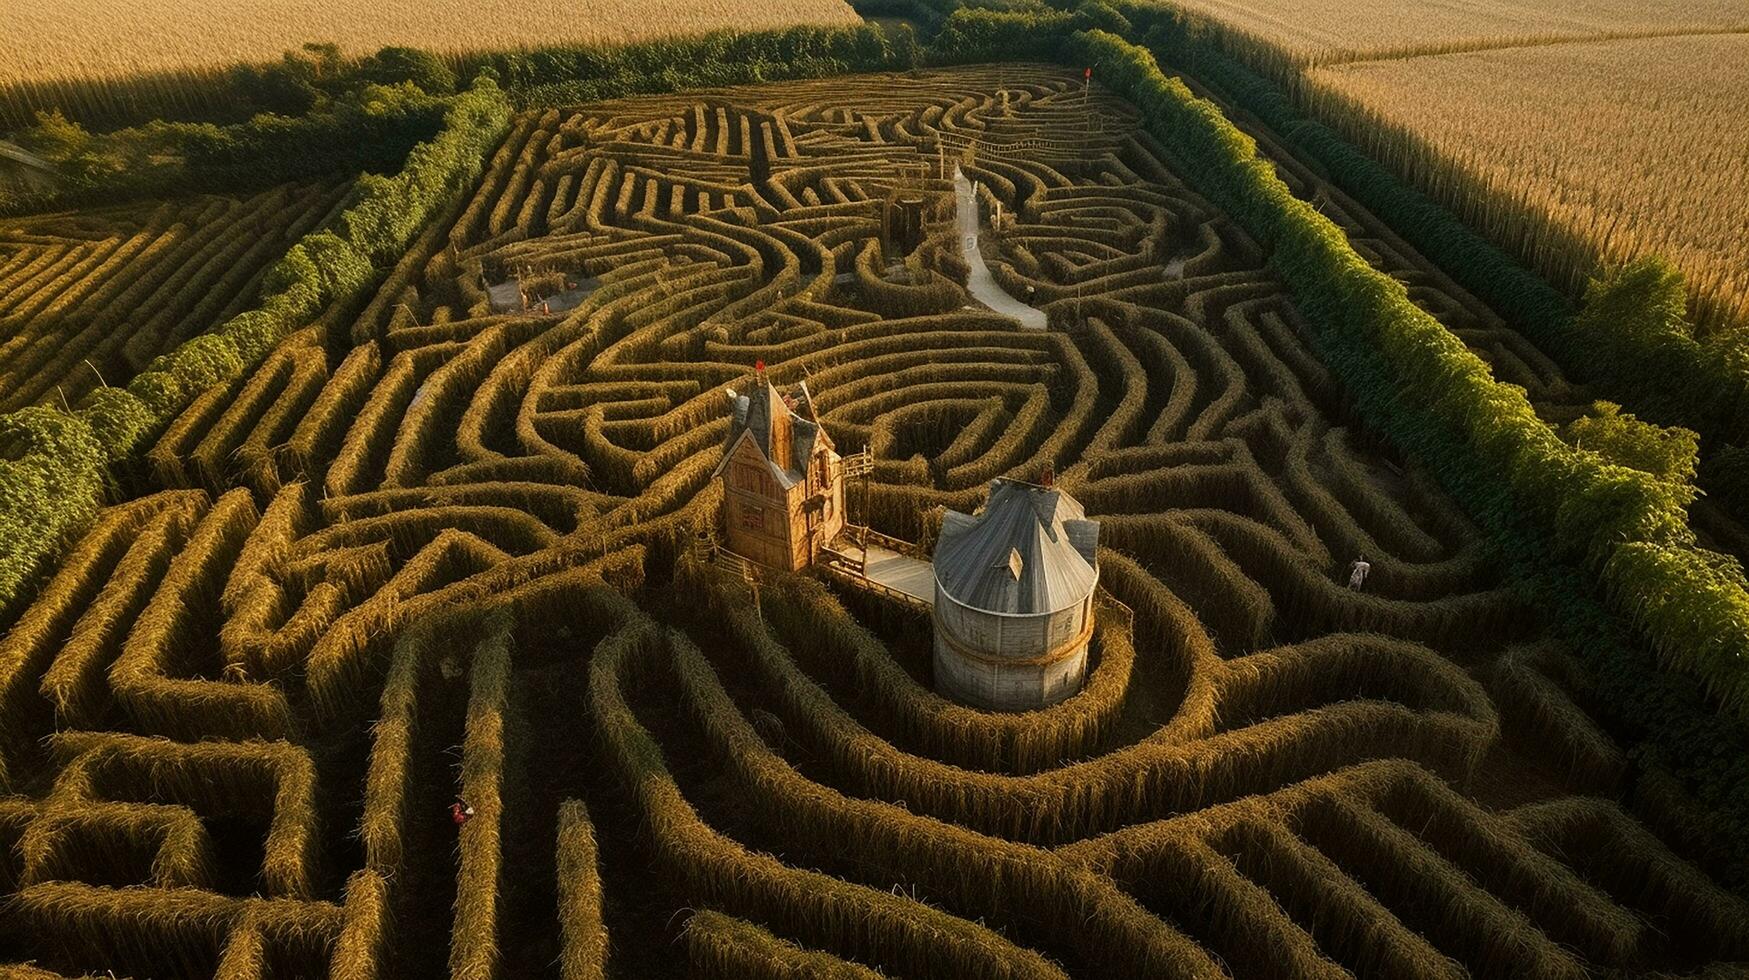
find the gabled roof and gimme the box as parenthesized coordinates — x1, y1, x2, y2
(715, 376, 832, 486)
(714, 425, 800, 490)
(790, 379, 832, 458)
(934, 478, 1099, 614)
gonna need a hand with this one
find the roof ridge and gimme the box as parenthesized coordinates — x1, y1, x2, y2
(933, 478, 1098, 614)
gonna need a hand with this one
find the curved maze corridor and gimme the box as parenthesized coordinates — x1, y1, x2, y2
(1, 65, 1745, 979)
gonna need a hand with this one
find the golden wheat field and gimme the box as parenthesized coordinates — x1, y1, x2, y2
(0, 0, 860, 89)
(1304, 33, 1749, 336)
(1165, 0, 1749, 80)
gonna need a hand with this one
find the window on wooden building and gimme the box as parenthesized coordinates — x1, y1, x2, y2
(733, 462, 767, 495)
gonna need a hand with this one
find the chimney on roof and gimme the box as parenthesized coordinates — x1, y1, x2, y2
(1040, 465, 1054, 487)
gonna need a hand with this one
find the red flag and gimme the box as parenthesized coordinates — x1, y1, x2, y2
(1084, 67, 1092, 80)
(755, 359, 765, 373)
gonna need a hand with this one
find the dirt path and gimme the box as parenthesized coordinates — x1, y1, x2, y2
(955, 165, 1047, 330)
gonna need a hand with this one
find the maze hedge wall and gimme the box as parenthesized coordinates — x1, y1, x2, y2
(1050, 0, 1749, 859)
(1129, 8, 1749, 485)
(1, 90, 448, 219)
(856, 0, 1749, 868)
(5, 62, 1749, 976)
(5, 11, 1749, 976)
(0, 20, 923, 624)
(1063, 28, 1749, 726)
(0, 180, 356, 406)
(0, 76, 512, 618)
(854, 8, 1749, 721)
(0, 0, 1742, 798)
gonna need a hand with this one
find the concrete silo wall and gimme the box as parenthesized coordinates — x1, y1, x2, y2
(933, 632, 1090, 711)
(932, 589, 1094, 711)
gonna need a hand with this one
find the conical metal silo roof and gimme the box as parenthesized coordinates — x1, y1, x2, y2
(933, 478, 1099, 614)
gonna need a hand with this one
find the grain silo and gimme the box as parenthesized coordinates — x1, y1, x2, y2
(931, 477, 1100, 711)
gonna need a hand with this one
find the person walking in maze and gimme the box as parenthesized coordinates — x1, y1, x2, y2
(1348, 556, 1371, 591)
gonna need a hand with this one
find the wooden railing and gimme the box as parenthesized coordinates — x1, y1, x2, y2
(834, 524, 925, 559)
(841, 449, 873, 479)
(692, 532, 758, 587)
(819, 562, 930, 613)
(932, 131, 1114, 162)
(818, 544, 865, 576)
(866, 528, 926, 557)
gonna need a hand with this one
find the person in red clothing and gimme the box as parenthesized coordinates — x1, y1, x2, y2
(450, 799, 475, 826)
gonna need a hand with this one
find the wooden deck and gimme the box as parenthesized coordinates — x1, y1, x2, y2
(861, 544, 936, 605)
(819, 532, 935, 609)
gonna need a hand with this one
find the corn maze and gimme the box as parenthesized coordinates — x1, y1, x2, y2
(2, 65, 1747, 979)
(0, 182, 355, 412)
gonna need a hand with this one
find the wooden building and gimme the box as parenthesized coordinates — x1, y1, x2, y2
(713, 374, 846, 571)
(883, 193, 927, 258)
(881, 163, 931, 260)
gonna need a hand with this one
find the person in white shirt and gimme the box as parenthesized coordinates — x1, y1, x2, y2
(1348, 556, 1371, 590)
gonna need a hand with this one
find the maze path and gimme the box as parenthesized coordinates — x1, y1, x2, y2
(2, 66, 1746, 979)
(955, 164, 1047, 328)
